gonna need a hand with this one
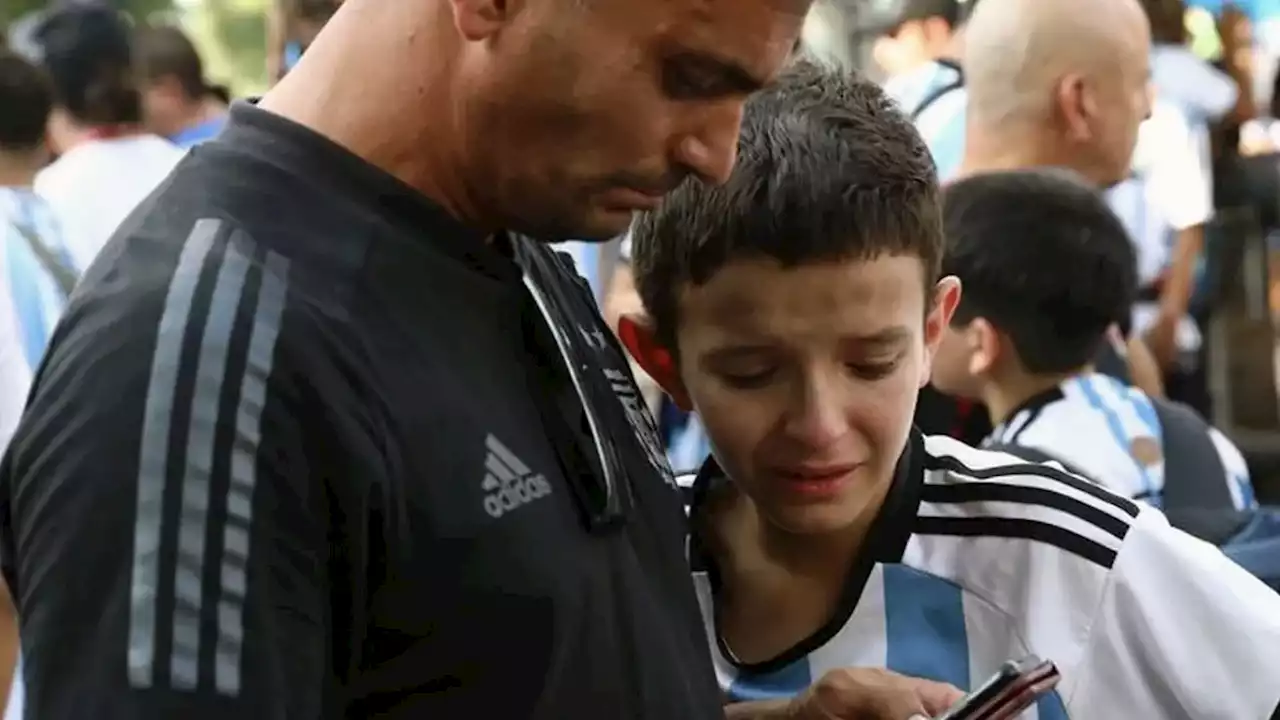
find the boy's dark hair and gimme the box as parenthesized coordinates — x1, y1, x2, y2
(630, 60, 942, 347)
(0, 51, 54, 152)
(134, 24, 206, 100)
(34, 5, 142, 126)
(942, 169, 1137, 374)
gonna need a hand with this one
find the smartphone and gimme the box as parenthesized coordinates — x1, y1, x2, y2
(934, 656, 1061, 720)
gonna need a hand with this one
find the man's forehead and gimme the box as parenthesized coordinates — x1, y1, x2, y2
(669, 0, 812, 81)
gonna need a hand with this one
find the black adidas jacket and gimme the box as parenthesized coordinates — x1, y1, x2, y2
(0, 104, 721, 719)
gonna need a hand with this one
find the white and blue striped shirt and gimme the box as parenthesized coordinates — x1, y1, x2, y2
(986, 372, 1255, 511)
(885, 60, 967, 182)
(0, 188, 71, 445)
(0, 187, 71, 720)
(682, 433, 1280, 718)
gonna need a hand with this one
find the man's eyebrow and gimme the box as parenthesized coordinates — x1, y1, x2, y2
(675, 49, 769, 93)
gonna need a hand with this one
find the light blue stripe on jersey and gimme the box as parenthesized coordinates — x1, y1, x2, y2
(1038, 688, 1070, 719)
(1, 188, 70, 371)
(919, 92, 967, 182)
(885, 61, 967, 182)
(884, 566, 1070, 718)
(883, 565, 969, 689)
(1072, 375, 1161, 503)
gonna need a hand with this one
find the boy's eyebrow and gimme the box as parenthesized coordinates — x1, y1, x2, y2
(698, 327, 913, 363)
(847, 326, 912, 348)
(700, 345, 774, 364)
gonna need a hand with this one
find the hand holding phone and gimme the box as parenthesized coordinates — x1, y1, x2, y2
(934, 656, 1061, 720)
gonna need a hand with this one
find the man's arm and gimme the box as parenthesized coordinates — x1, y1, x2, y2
(3, 260, 336, 718)
(1064, 510, 1280, 717)
(0, 579, 16, 716)
(1141, 111, 1213, 370)
(1124, 334, 1164, 398)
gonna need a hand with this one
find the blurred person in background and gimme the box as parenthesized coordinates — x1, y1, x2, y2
(912, 0, 1163, 444)
(871, 0, 962, 112)
(21, 4, 183, 273)
(266, 0, 343, 82)
(881, 0, 978, 180)
(1106, 0, 1242, 413)
(0, 50, 78, 720)
(0, 52, 74, 446)
(134, 24, 229, 149)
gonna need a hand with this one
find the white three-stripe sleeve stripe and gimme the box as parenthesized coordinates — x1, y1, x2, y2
(129, 219, 292, 697)
(215, 248, 288, 697)
(130, 218, 221, 690)
(171, 231, 252, 690)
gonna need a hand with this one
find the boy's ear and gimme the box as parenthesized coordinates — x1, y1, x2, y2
(924, 276, 962, 349)
(617, 314, 692, 411)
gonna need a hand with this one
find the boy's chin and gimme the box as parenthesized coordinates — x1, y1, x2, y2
(762, 500, 877, 538)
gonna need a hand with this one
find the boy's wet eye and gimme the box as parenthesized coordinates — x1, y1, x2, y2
(848, 360, 899, 380)
(718, 368, 775, 389)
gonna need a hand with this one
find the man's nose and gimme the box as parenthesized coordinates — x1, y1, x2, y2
(674, 102, 744, 186)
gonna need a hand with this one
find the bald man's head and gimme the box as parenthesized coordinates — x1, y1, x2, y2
(961, 0, 1151, 186)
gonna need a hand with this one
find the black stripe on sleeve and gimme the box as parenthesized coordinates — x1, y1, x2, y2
(926, 453, 1141, 518)
(921, 482, 1132, 542)
(914, 516, 1120, 568)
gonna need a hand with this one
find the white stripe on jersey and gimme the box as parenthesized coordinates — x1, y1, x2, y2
(921, 436, 1137, 569)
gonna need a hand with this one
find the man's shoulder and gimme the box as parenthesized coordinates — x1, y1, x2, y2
(56, 208, 349, 390)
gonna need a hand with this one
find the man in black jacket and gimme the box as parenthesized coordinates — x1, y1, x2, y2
(0, 0, 961, 718)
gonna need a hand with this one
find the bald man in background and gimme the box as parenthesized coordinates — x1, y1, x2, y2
(959, 0, 1151, 185)
(959, 0, 1165, 393)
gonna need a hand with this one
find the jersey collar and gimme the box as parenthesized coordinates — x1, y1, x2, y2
(986, 384, 1066, 446)
(687, 429, 927, 674)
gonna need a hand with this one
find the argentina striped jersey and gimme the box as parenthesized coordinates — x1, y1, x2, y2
(681, 432, 1280, 718)
(884, 60, 968, 182)
(986, 372, 1255, 510)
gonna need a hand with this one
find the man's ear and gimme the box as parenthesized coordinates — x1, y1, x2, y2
(449, 0, 517, 41)
(1057, 73, 1093, 143)
(617, 314, 693, 411)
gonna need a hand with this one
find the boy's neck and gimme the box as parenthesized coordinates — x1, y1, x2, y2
(0, 153, 42, 189)
(980, 367, 1085, 427)
(709, 474, 896, 664)
(717, 469, 896, 600)
(762, 483, 889, 578)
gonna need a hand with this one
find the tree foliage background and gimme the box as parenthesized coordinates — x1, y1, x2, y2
(1, 0, 272, 96)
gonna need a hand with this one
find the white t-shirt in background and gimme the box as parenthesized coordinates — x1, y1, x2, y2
(34, 135, 183, 273)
